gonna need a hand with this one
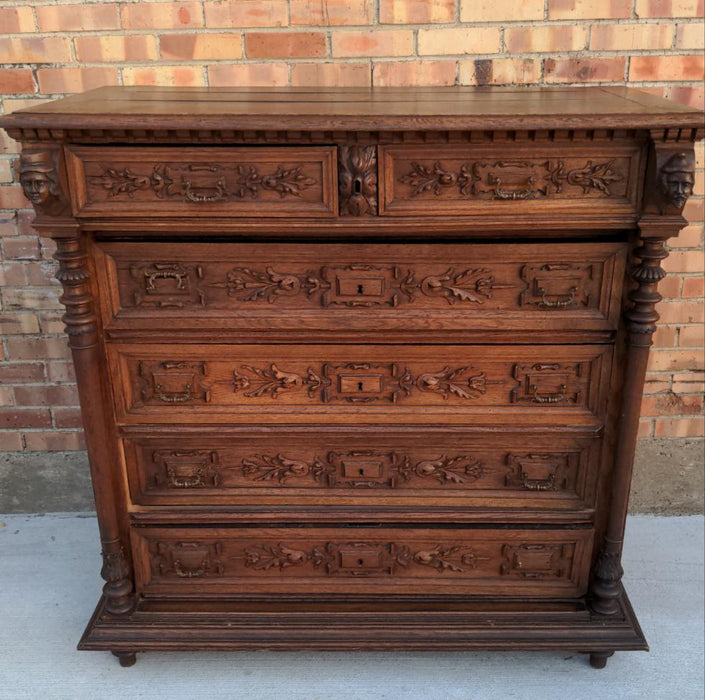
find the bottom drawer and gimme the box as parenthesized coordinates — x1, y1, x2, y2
(132, 526, 594, 598)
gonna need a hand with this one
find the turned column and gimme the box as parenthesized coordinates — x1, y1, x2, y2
(589, 130, 700, 615)
(19, 146, 135, 615)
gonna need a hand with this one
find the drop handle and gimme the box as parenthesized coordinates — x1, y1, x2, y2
(538, 286, 577, 309)
(530, 383, 567, 404)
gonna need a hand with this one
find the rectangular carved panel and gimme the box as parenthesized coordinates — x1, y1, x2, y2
(132, 526, 594, 597)
(111, 344, 612, 426)
(66, 146, 338, 217)
(380, 144, 641, 216)
(94, 241, 626, 337)
(123, 430, 600, 511)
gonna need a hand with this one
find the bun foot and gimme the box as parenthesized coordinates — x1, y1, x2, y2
(112, 651, 137, 667)
(589, 651, 614, 669)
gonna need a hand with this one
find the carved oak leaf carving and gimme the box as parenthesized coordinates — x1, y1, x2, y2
(236, 164, 316, 198)
(565, 159, 623, 195)
(89, 167, 151, 197)
(420, 268, 494, 305)
(416, 366, 487, 399)
(412, 545, 489, 572)
(414, 456, 484, 484)
(244, 544, 310, 570)
(232, 364, 303, 398)
(241, 454, 310, 483)
(399, 161, 471, 196)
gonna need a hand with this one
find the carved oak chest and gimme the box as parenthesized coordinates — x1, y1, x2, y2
(2, 86, 701, 668)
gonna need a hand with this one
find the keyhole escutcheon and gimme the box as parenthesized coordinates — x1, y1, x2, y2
(357, 284, 364, 295)
(358, 381, 364, 391)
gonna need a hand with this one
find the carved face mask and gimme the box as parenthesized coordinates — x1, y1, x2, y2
(662, 171, 694, 209)
(20, 169, 51, 205)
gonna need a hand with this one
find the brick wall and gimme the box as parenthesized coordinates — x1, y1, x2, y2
(1, 0, 703, 452)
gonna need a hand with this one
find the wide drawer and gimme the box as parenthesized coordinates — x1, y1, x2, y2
(132, 525, 594, 597)
(95, 241, 626, 337)
(109, 344, 613, 426)
(65, 146, 337, 217)
(380, 143, 642, 216)
(123, 429, 601, 512)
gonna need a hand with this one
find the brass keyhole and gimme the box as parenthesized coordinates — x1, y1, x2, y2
(357, 284, 364, 294)
(358, 381, 364, 391)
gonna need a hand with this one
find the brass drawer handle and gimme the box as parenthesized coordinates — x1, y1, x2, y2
(530, 383, 566, 404)
(167, 469, 204, 489)
(492, 187, 536, 200)
(539, 286, 577, 309)
(520, 472, 557, 491)
(182, 178, 228, 203)
(173, 560, 205, 578)
(155, 382, 193, 403)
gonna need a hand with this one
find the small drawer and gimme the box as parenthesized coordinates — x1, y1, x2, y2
(65, 146, 337, 217)
(94, 240, 626, 337)
(132, 525, 594, 597)
(379, 144, 642, 216)
(123, 429, 602, 512)
(109, 343, 613, 427)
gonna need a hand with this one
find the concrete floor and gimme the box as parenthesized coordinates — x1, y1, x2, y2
(0, 514, 702, 700)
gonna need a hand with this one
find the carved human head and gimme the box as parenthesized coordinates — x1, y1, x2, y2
(658, 152, 695, 210)
(19, 151, 62, 208)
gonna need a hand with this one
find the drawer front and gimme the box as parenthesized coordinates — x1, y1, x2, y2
(110, 344, 613, 426)
(124, 430, 601, 511)
(96, 241, 626, 335)
(380, 144, 642, 216)
(66, 146, 337, 217)
(132, 526, 594, 597)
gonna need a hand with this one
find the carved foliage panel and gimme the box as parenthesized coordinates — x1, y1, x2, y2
(121, 346, 608, 417)
(127, 437, 594, 502)
(381, 145, 640, 214)
(67, 146, 337, 216)
(137, 528, 593, 595)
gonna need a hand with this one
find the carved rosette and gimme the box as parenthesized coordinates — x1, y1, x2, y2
(339, 145, 378, 216)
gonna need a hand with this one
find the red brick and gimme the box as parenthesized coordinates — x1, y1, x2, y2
(0, 314, 40, 334)
(641, 393, 703, 416)
(672, 371, 705, 393)
(657, 300, 704, 324)
(653, 324, 678, 347)
(0, 69, 34, 94)
(373, 60, 457, 87)
(683, 196, 704, 223)
(120, 2, 203, 29)
(75, 35, 159, 63)
(5, 337, 72, 361)
(590, 23, 674, 50)
(647, 348, 705, 371)
(418, 27, 501, 55)
(0, 363, 45, 384)
(291, 62, 371, 87)
(682, 276, 705, 298)
(0, 432, 23, 451)
(0, 185, 29, 209)
(36, 68, 118, 95)
(210, 62, 286, 87)
(0, 387, 15, 407)
(0, 264, 25, 287)
(506, 26, 588, 53)
(0, 7, 35, 33)
(653, 417, 705, 437)
(461, 0, 543, 21)
(657, 274, 682, 299)
(635, 0, 705, 18)
(38, 314, 66, 335)
(0, 38, 72, 65)
(669, 224, 703, 247)
(2, 287, 62, 311)
(2, 236, 40, 260)
(549, 0, 631, 18)
(37, 4, 120, 32)
(679, 325, 705, 346)
(52, 407, 83, 429)
(545, 57, 627, 83)
(460, 58, 542, 86)
(630, 55, 705, 81)
(14, 385, 80, 407)
(380, 0, 455, 23)
(637, 419, 654, 437)
(292, 0, 374, 25)
(676, 21, 705, 49)
(644, 373, 672, 393)
(122, 66, 205, 87)
(45, 361, 76, 384)
(0, 408, 52, 430)
(23, 431, 86, 451)
(24, 262, 58, 286)
(246, 32, 327, 59)
(160, 33, 243, 60)
(664, 250, 704, 273)
(332, 30, 414, 57)
(204, 1, 288, 28)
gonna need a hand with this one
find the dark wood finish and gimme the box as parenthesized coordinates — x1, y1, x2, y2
(2, 86, 700, 668)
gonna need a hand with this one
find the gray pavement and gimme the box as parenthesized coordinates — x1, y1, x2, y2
(0, 513, 703, 700)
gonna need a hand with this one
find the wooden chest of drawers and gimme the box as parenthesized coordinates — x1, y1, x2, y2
(2, 86, 700, 669)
